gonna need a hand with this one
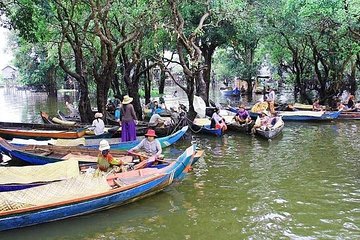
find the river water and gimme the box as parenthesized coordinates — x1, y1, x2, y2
(0, 87, 359, 239)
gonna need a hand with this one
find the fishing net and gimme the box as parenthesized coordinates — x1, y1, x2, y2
(0, 160, 80, 184)
(0, 175, 110, 212)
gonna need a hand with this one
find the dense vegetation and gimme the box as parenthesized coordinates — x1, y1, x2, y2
(1, 0, 359, 122)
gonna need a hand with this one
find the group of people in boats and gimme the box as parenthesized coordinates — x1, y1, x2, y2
(96, 128, 163, 173)
(88, 95, 167, 174)
(89, 95, 138, 142)
(210, 104, 278, 133)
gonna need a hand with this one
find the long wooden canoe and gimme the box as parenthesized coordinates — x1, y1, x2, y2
(338, 110, 360, 120)
(277, 111, 341, 121)
(9, 126, 189, 151)
(0, 137, 135, 165)
(0, 122, 86, 140)
(0, 145, 195, 231)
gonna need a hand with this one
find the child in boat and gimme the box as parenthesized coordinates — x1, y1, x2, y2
(97, 140, 125, 172)
(252, 110, 272, 132)
(211, 108, 227, 131)
(234, 105, 251, 124)
(128, 129, 162, 158)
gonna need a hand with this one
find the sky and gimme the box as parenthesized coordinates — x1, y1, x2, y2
(0, 27, 14, 70)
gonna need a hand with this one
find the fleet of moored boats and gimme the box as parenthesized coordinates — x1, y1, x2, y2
(0, 101, 358, 231)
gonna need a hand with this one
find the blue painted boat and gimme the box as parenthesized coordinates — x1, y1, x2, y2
(2, 127, 188, 166)
(191, 123, 223, 137)
(277, 111, 341, 121)
(96, 126, 188, 150)
(220, 88, 241, 97)
(0, 145, 196, 231)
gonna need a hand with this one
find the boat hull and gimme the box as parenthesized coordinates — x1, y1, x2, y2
(0, 145, 195, 231)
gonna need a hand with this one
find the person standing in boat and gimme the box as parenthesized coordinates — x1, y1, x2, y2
(121, 95, 138, 142)
(90, 112, 105, 135)
(211, 108, 227, 131)
(234, 105, 252, 124)
(97, 140, 125, 172)
(129, 129, 162, 158)
(267, 87, 276, 113)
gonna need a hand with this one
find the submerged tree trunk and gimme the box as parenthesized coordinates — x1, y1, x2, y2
(349, 60, 357, 95)
(144, 68, 151, 104)
(47, 65, 57, 97)
(77, 77, 94, 123)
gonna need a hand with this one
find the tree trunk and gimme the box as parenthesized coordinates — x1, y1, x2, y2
(144, 61, 151, 104)
(201, 46, 215, 106)
(112, 73, 122, 97)
(47, 65, 57, 97)
(186, 76, 197, 121)
(127, 82, 143, 120)
(195, 71, 207, 105)
(349, 60, 357, 95)
(96, 81, 108, 117)
(77, 77, 93, 123)
(158, 69, 166, 95)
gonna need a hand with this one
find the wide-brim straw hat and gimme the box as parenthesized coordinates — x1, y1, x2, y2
(122, 95, 133, 104)
(145, 129, 157, 137)
(94, 112, 103, 118)
(99, 140, 110, 151)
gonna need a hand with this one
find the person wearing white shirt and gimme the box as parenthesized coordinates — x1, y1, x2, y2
(210, 108, 227, 131)
(90, 112, 105, 135)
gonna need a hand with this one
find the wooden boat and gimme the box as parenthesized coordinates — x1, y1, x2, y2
(277, 111, 341, 121)
(0, 122, 86, 140)
(41, 111, 121, 139)
(191, 119, 223, 137)
(226, 120, 254, 134)
(0, 160, 80, 192)
(0, 137, 138, 165)
(293, 103, 313, 110)
(0, 145, 196, 231)
(40, 111, 77, 126)
(220, 87, 241, 97)
(9, 126, 189, 151)
(338, 110, 360, 120)
(255, 117, 284, 140)
(57, 110, 81, 122)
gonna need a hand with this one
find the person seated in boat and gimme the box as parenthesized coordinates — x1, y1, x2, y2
(234, 105, 251, 124)
(89, 112, 105, 135)
(65, 101, 80, 118)
(97, 140, 125, 172)
(148, 113, 171, 128)
(252, 110, 272, 132)
(312, 99, 324, 111)
(210, 108, 227, 131)
(346, 95, 355, 110)
(128, 129, 162, 158)
(106, 98, 116, 113)
(114, 103, 122, 125)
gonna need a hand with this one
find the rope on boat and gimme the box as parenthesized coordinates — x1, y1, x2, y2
(184, 117, 204, 134)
